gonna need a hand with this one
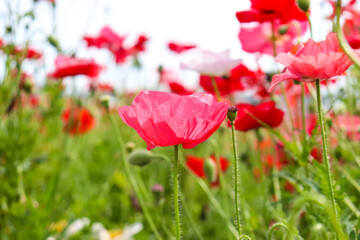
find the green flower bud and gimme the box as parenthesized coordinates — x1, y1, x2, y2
(204, 158, 217, 183)
(128, 149, 154, 167)
(125, 141, 136, 153)
(278, 26, 289, 35)
(297, 0, 310, 12)
(100, 95, 111, 110)
(227, 106, 238, 122)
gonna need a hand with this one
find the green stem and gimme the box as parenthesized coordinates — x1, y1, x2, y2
(268, 222, 289, 240)
(211, 76, 221, 101)
(230, 120, 243, 237)
(173, 145, 181, 240)
(306, 12, 313, 39)
(315, 80, 343, 239)
(301, 83, 309, 175)
(109, 113, 163, 240)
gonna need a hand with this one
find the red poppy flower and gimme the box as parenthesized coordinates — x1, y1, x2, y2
(199, 63, 264, 96)
(168, 82, 195, 95)
(129, 34, 149, 55)
(342, 10, 360, 49)
(118, 91, 228, 150)
(233, 101, 284, 131)
(1, 42, 42, 60)
(48, 56, 103, 79)
(269, 33, 354, 92)
(62, 107, 95, 135)
(239, 20, 307, 55)
(236, 0, 307, 24)
(159, 68, 195, 95)
(186, 155, 229, 186)
(168, 41, 196, 54)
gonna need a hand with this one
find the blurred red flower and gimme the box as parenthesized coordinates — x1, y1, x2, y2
(239, 20, 307, 55)
(129, 34, 149, 55)
(236, 0, 307, 24)
(233, 101, 284, 131)
(118, 91, 228, 150)
(269, 33, 354, 92)
(186, 155, 229, 186)
(168, 42, 196, 54)
(158, 68, 195, 95)
(62, 107, 95, 135)
(48, 56, 103, 79)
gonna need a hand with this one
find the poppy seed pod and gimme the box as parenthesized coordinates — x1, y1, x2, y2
(227, 106, 238, 122)
(204, 158, 217, 183)
(297, 0, 310, 12)
(128, 149, 155, 167)
(100, 95, 111, 110)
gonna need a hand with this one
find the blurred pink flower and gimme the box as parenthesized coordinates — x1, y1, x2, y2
(239, 20, 307, 55)
(180, 49, 241, 76)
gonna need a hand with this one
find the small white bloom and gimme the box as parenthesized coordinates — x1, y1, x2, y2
(64, 218, 90, 239)
(92, 222, 111, 240)
(115, 222, 143, 240)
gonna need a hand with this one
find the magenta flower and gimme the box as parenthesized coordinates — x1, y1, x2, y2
(269, 33, 354, 92)
(118, 91, 228, 150)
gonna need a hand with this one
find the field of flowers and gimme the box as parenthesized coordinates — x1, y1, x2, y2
(2, 0, 360, 239)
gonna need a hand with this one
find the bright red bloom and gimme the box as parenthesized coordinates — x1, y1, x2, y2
(239, 20, 307, 55)
(62, 107, 95, 135)
(199, 64, 265, 96)
(168, 41, 196, 54)
(168, 82, 195, 95)
(1, 42, 42, 60)
(118, 91, 228, 150)
(236, 0, 307, 24)
(129, 34, 149, 55)
(186, 155, 229, 186)
(233, 101, 284, 132)
(269, 33, 354, 92)
(48, 56, 103, 79)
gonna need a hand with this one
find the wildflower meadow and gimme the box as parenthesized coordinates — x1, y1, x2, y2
(2, 0, 360, 239)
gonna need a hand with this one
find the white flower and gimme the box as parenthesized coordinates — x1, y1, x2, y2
(64, 218, 90, 239)
(92, 222, 111, 240)
(114, 222, 143, 240)
(180, 49, 241, 76)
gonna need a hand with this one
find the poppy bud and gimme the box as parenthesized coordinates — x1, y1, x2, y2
(227, 106, 238, 122)
(128, 149, 154, 167)
(204, 158, 217, 183)
(278, 26, 289, 35)
(297, 0, 310, 12)
(125, 141, 136, 153)
(22, 78, 33, 93)
(47, 35, 62, 52)
(100, 95, 111, 110)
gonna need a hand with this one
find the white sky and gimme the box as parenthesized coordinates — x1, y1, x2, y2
(0, 0, 334, 93)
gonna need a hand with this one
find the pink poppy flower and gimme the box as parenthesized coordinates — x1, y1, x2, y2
(269, 33, 354, 92)
(239, 20, 307, 55)
(334, 114, 360, 141)
(48, 56, 103, 79)
(118, 91, 228, 150)
(180, 49, 241, 76)
(233, 101, 284, 132)
(168, 41, 196, 54)
(236, 0, 307, 24)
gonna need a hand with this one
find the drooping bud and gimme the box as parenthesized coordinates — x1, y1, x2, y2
(47, 35, 62, 52)
(125, 141, 136, 153)
(128, 149, 154, 167)
(227, 106, 238, 122)
(297, 0, 310, 12)
(100, 95, 111, 110)
(204, 158, 217, 183)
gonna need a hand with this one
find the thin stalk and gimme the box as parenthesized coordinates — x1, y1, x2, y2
(211, 76, 222, 101)
(306, 12, 313, 39)
(315, 80, 343, 239)
(230, 120, 243, 237)
(301, 83, 309, 175)
(109, 114, 163, 240)
(173, 145, 181, 240)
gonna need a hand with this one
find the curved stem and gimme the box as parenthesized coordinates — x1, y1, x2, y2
(173, 145, 181, 240)
(109, 114, 163, 240)
(268, 222, 289, 240)
(230, 120, 243, 237)
(315, 80, 343, 239)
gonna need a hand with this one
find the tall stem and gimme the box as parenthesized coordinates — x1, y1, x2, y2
(230, 120, 243, 237)
(301, 83, 309, 176)
(109, 114, 163, 240)
(173, 145, 181, 240)
(315, 80, 343, 239)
